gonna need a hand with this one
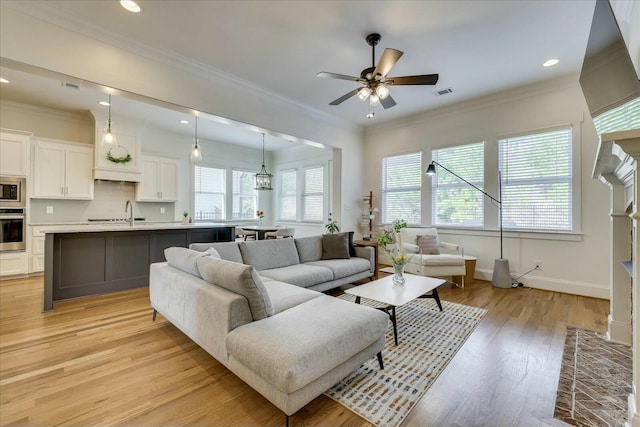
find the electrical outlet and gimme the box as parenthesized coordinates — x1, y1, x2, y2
(160, 207, 165, 214)
(534, 260, 542, 270)
(46, 206, 54, 214)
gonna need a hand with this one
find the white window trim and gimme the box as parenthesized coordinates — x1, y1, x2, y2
(380, 150, 423, 226)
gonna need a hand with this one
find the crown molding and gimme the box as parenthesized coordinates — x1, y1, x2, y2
(1, 1, 357, 132)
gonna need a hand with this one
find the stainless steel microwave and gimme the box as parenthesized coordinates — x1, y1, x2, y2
(0, 177, 26, 207)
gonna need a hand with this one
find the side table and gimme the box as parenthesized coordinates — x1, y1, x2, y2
(353, 239, 379, 279)
(453, 255, 477, 286)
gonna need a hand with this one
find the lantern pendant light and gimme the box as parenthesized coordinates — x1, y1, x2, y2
(255, 133, 273, 190)
(101, 94, 118, 147)
(190, 115, 203, 163)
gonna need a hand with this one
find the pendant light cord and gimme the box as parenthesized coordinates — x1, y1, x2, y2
(107, 94, 112, 128)
(195, 116, 198, 148)
(262, 133, 265, 165)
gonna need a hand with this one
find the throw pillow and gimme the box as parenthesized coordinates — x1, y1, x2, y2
(321, 232, 351, 260)
(347, 231, 356, 257)
(416, 235, 440, 255)
(196, 257, 274, 321)
(204, 247, 221, 259)
(164, 246, 206, 278)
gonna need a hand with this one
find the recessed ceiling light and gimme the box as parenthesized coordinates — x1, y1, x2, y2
(0, 77, 9, 84)
(543, 59, 559, 67)
(98, 101, 110, 106)
(180, 120, 189, 124)
(120, 0, 141, 13)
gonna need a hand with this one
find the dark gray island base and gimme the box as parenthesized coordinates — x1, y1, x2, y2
(43, 226, 233, 311)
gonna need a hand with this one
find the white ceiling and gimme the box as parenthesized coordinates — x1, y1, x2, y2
(0, 0, 597, 148)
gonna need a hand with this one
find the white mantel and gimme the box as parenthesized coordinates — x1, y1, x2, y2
(593, 128, 640, 426)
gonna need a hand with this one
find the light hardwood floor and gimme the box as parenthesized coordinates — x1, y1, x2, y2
(0, 274, 608, 426)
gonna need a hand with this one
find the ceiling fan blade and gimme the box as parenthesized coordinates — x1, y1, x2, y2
(329, 89, 359, 105)
(317, 72, 362, 82)
(386, 74, 439, 86)
(373, 48, 403, 79)
(380, 95, 397, 109)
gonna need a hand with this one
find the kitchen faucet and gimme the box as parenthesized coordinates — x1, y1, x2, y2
(125, 200, 134, 226)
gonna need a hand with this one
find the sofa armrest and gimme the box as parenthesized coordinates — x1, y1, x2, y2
(440, 241, 463, 256)
(354, 246, 375, 273)
(402, 243, 421, 254)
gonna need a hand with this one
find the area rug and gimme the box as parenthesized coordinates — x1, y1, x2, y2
(554, 327, 632, 427)
(325, 294, 487, 427)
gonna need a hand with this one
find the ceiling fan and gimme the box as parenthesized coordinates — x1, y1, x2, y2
(317, 33, 439, 113)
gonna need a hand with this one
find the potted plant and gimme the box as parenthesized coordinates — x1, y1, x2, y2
(182, 211, 189, 224)
(325, 219, 340, 234)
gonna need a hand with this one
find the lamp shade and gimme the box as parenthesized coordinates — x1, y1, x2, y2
(255, 133, 273, 190)
(425, 163, 436, 175)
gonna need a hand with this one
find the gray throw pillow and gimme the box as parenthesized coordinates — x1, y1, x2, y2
(164, 246, 206, 277)
(321, 232, 351, 260)
(416, 235, 440, 255)
(196, 257, 274, 321)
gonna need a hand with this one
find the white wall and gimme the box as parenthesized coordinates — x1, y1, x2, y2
(363, 76, 610, 298)
(0, 5, 365, 234)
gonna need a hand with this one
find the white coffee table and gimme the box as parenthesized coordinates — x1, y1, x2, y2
(345, 274, 445, 345)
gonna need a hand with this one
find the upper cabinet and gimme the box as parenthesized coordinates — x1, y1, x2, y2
(0, 131, 31, 177)
(33, 139, 94, 200)
(136, 154, 178, 202)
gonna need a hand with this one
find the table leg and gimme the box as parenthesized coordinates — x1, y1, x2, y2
(391, 306, 398, 345)
(355, 296, 361, 304)
(418, 289, 443, 311)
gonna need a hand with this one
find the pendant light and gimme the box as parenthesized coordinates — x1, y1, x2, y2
(100, 94, 118, 147)
(190, 115, 203, 163)
(255, 133, 273, 191)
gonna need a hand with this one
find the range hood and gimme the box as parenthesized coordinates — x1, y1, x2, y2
(91, 110, 142, 182)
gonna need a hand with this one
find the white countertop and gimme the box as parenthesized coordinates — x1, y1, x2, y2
(31, 222, 232, 234)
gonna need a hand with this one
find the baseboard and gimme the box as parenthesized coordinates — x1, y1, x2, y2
(607, 314, 632, 345)
(474, 269, 609, 299)
(628, 391, 640, 427)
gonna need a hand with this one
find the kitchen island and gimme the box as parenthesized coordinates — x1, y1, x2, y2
(42, 223, 233, 311)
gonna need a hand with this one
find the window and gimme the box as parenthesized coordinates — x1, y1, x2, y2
(381, 152, 421, 224)
(593, 96, 640, 135)
(279, 169, 297, 220)
(193, 165, 226, 221)
(302, 166, 324, 221)
(499, 127, 572, 231)
(232, 170, 257, 220)
(431, 142, 484, 227)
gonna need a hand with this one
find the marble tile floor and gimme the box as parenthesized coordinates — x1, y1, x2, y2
(554, 327, 632, 427)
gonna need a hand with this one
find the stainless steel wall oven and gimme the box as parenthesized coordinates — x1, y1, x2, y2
(0, 176, 26, 252)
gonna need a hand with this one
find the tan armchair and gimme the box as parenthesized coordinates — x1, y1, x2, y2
(398, 227, 466, 287)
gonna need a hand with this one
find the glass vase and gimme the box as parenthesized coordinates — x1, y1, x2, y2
(392, 264, 405, 285)
(258, 218, 263, 226)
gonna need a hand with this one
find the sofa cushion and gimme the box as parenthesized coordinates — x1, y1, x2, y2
(226, 295, 389, 394)
(417, 235, 440, 255)
(412, 253, 465, 267)
(261, 279, 322, 314)
(239, 239, 300, 271)
(294, 235, 323, 263)
(321, 233, 350, 260)
(196, 257, 274, 321)
(164, 247, 207, 278)
(260, 264, 334, 288)
(306, 258, 371, 280)
(189, 241, 243, 264)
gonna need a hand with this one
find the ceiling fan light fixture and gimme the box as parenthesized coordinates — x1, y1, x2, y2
(357, 87, 372, 101)
(375, 84, 390, 99)
(369, 93, 380, 106)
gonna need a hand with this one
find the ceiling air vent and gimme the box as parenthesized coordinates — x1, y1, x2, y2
(434, 87, 453, 96)
(61, 81, 81, 90)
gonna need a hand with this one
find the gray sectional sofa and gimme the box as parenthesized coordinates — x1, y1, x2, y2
(149, 235, 388, 422)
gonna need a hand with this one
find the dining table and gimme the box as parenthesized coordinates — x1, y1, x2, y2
(240, 225, 279, 240)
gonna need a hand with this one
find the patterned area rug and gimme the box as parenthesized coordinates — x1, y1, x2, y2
(554, 327, 632, 427)
(325, 294, 487, 427)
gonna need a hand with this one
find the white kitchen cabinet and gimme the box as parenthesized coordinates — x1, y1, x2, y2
(30, 227, 46, 274)
(0, 252, 28, 277)
(0, 131, 30, 177)
(136, 154, 178, 202)
(33, 139, 94, 200)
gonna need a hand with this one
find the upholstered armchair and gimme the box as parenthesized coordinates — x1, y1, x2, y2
(397, 227, 466, 287)
(236, 227, 257, 241)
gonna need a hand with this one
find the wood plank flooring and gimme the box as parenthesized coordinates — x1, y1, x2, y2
(0, 274, 608, 426)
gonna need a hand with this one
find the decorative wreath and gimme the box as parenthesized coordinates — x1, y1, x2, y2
(106, 146, 132, 164)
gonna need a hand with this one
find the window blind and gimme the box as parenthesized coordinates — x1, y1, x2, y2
(232, 170, 257, 220)
(381, 152, 422, 224)
(279, 169, 297, 221)
(498, 127, 572, 231)
(593, 96, 640, 136)
(431, 142, 484, 227)
(194, 165, 226, 221)
(302, 166, 324, 221)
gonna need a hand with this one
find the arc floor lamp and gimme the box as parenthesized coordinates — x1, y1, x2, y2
(426, 161, 512, 288)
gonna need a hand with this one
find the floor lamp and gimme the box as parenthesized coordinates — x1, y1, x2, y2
(426, 161, 512, 288)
